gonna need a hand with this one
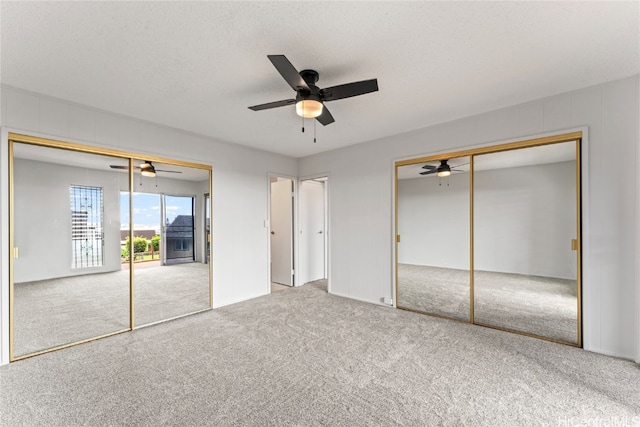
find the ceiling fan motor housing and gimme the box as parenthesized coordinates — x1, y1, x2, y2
(296, 90, 322, 104)
(300, 69, 320, 85)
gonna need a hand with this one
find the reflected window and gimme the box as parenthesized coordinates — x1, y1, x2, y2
(174, 239, 189, 251)
(70, 185, 104, 268)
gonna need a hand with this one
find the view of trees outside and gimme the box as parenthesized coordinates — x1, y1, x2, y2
(119, 192, 192, 262)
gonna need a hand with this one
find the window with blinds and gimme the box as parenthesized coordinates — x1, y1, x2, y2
(70, 185, 104, 268)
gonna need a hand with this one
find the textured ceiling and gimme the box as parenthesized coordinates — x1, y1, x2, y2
(1, 2, 638, 158)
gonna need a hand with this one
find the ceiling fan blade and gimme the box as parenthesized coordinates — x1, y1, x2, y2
(267, 55, 309, 91)
(452, 162, 470, 168)
(155, 169, 182, 174)
(321, 79, 378, 102)
(110, 165, 142, 171)
(419, 170, 437, 175)
(248, 99, 296, 111)
(316, 105, 335, 126)
(421, 164, 437, 171)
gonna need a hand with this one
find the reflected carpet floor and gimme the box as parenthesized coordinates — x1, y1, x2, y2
(397, 264, 577, 343)
(1, 280, 639, 426)
(13, 263, 210, 357)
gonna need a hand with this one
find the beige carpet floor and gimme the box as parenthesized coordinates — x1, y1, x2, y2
(0, 279, 638, 426)
(397, 264, 578, 343)
(13, 263, 210, 358)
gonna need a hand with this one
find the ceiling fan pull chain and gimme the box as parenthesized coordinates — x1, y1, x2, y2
(314, 119, 317, 143)
(301, 113, 305, 133)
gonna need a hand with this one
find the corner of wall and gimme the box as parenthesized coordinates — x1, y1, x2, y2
(635, 76, 640, 364)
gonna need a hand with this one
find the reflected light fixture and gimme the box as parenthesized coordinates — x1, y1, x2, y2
(437, 161, 451, 177)
(140, 161, 156, 177)
(296, 98, 323, 118)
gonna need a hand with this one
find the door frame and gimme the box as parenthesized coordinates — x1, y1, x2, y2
(267, 173, 297, 291)
(298, 173, 330, 292)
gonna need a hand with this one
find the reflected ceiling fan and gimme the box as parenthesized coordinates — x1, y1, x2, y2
(420, 160, 469, 177)
(109, 161, 181, 177)
(248, 55, 379, 126)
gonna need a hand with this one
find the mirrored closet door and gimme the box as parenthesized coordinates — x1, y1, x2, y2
(473, 141, 580, 344)
(396, 156, 471, 321)
(132, 159, 212, 327)
(9, 135, 213, 361)
(395, 133, 581, 346)
(11, 142, 131, 358)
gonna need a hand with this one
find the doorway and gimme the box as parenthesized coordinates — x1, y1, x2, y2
(270, 176, 294, 288)
(299, 177, 328, 287)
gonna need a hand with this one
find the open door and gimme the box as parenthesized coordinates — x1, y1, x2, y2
(299, 179, 326, 284)
(270, 178, 294, 286)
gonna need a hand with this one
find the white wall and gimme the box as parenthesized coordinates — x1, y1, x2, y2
(0, 86, 298, 365)
(299, 75, 640, 360)
(398, 161, 576, 279)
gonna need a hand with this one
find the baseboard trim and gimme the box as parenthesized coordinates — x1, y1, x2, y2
(212, 291, 267, 309)
(329, 291, 391, 308)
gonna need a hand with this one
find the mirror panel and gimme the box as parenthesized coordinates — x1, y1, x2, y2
(132, 159, 211, 327)
(472, 142, 579, 343)
(12, 142, 130, 358)
(396, 156, 471, 321)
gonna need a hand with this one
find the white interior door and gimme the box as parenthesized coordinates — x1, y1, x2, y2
(270, 179, 293, 286)
(299, 180, 325, 284)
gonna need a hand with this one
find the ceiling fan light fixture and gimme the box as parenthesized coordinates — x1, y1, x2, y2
(296, 99, 323, 118)
(141, 168, 156, 177)
(436, 161, 451, 177)
(140, 161, 156, 177)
